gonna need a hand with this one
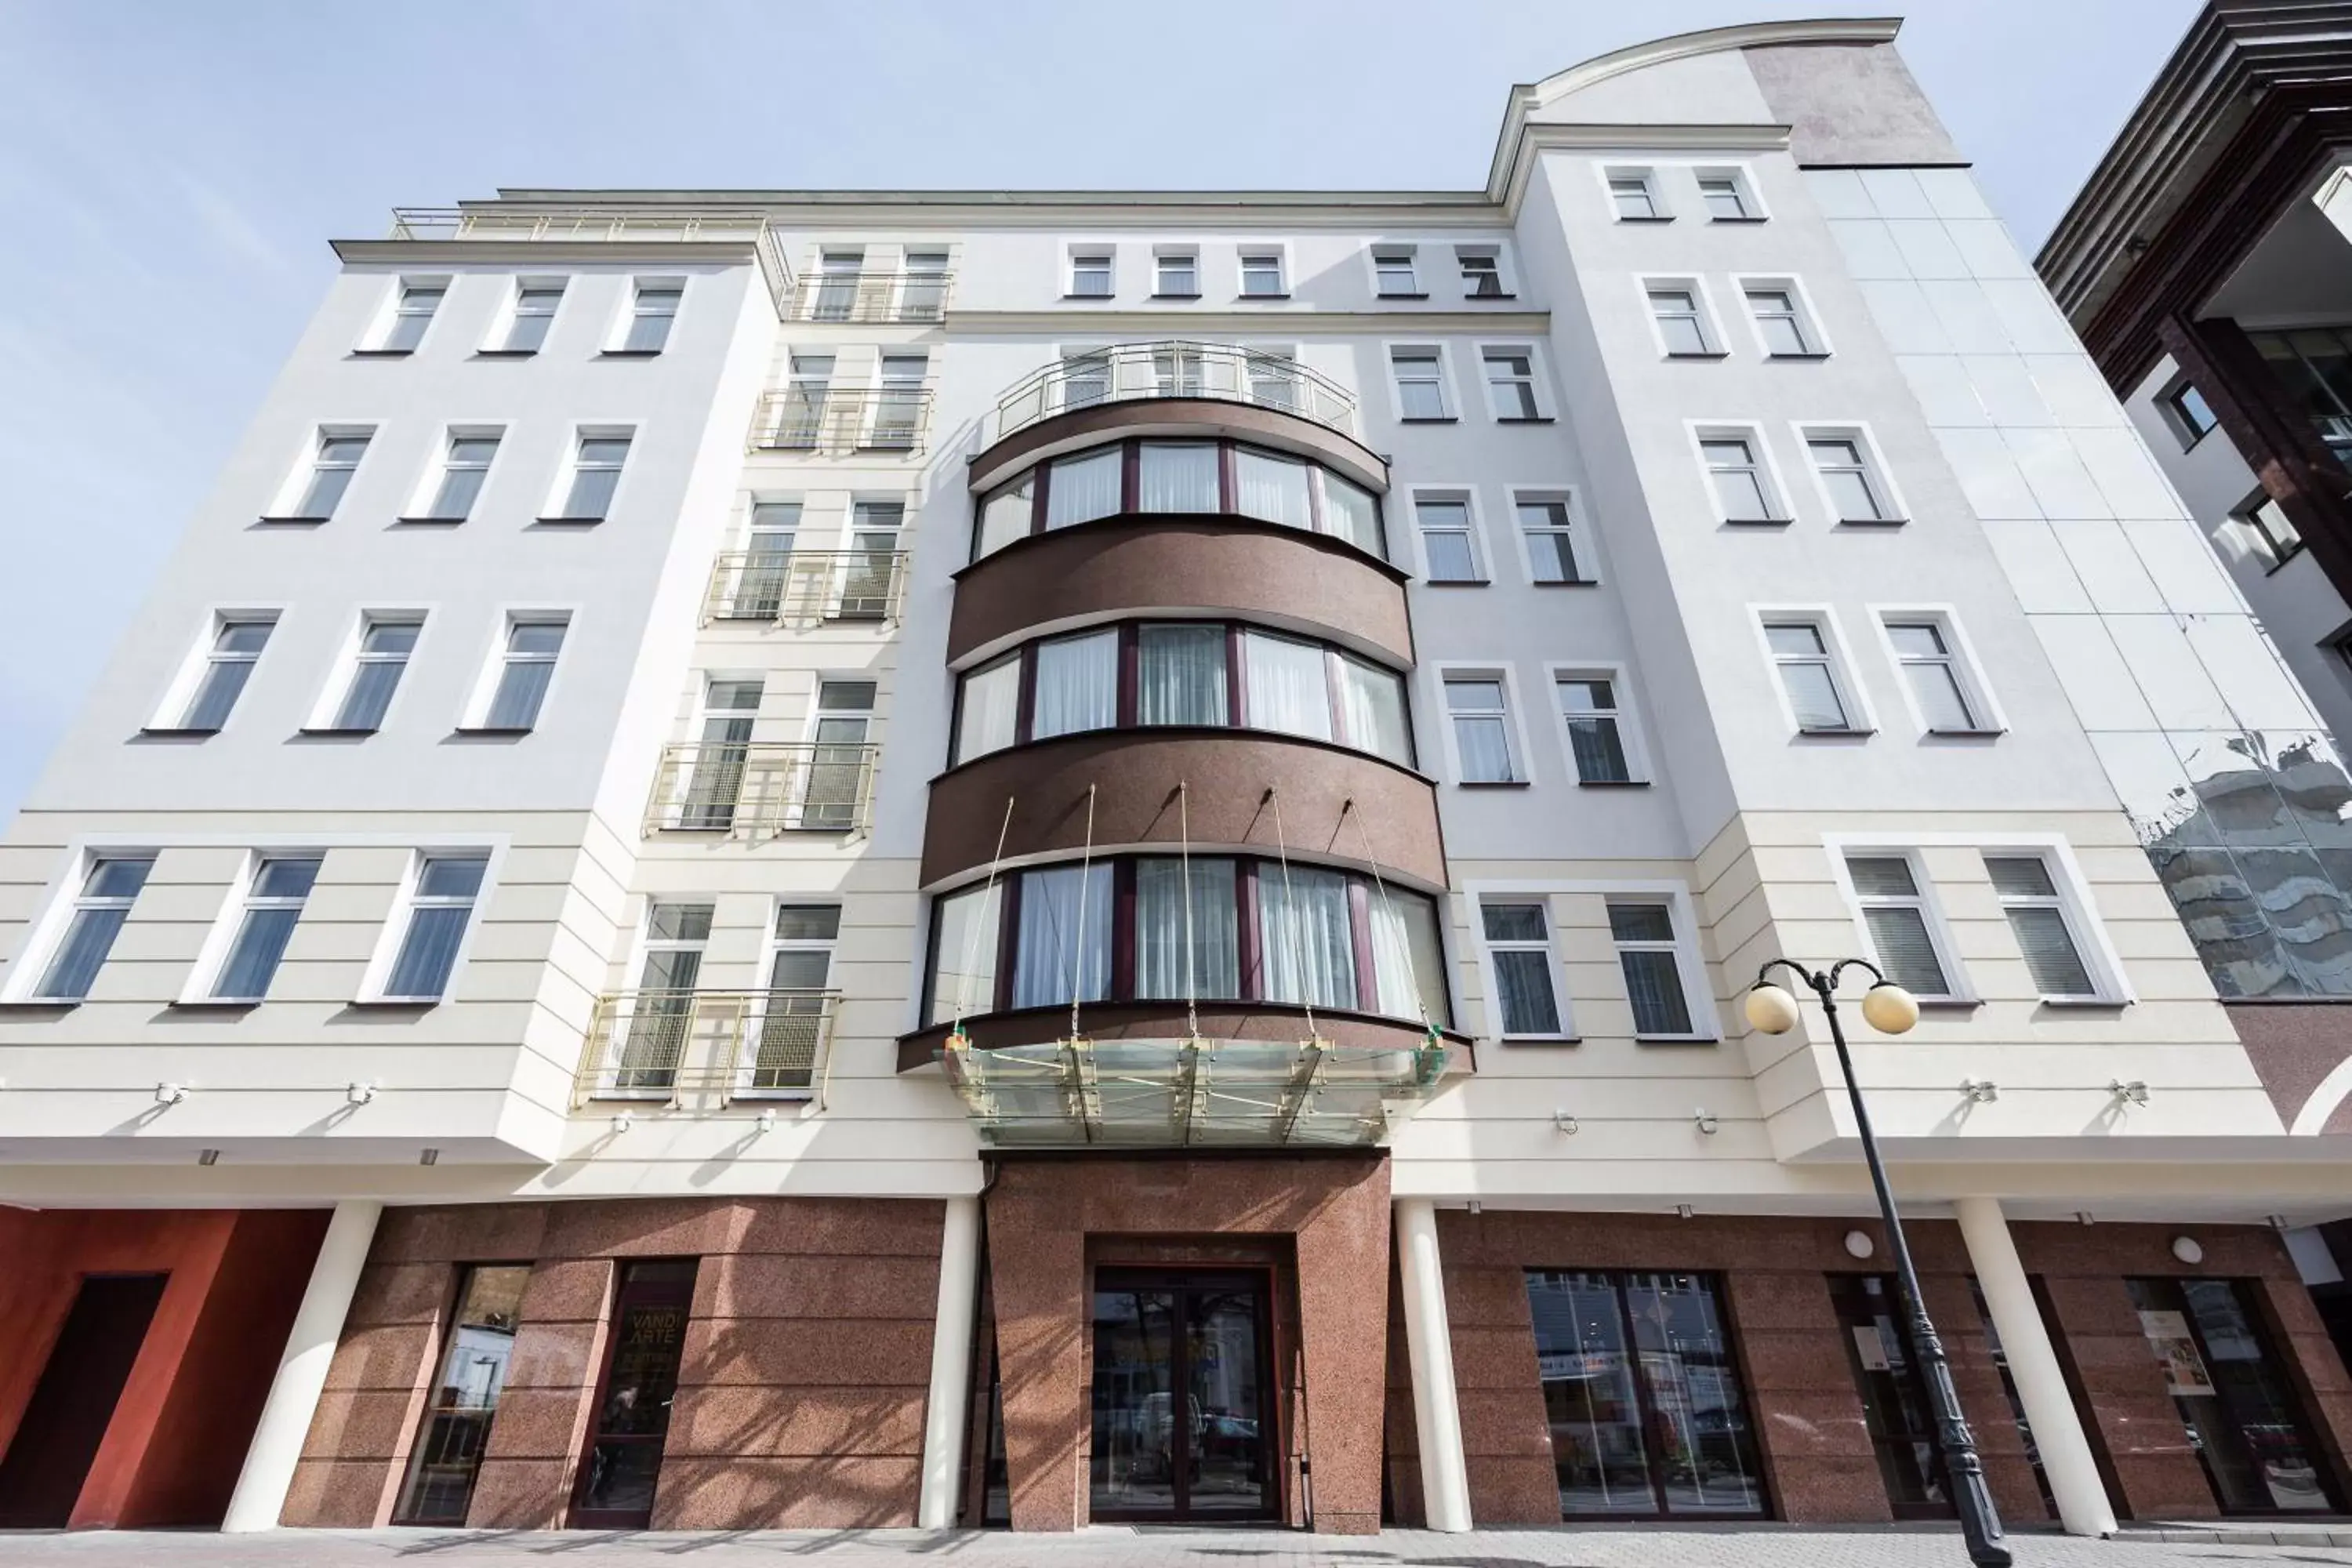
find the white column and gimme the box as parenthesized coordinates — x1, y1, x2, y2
(1954, 1195, 2115, 1539)
(1396, 1197, 1472, 1532)
(917, 1193, 982, 1529)
(221, 1200, 383, 1533)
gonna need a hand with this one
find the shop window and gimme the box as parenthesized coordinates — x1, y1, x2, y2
(1828, 1273, 1952, 1518)
(570, 1260, 698, 1528)
(394, 1265, 532, 1525)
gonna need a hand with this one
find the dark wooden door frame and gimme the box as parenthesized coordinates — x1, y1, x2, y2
(1088, 1266, 1279, 1525)
(566, 1260, 697, 1530)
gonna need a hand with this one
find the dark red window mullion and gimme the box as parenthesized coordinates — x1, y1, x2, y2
(1347, 878, 1379, 1015)
(1307, 459, 1327, 535)
(1369, 488, 1391, 559)
(1122, 439, 1141, 514)
(1236, 858, 1262, 1003)
(1030, 462, 1050, 536)
(1014, 644, 1037, 744)
(1111, 859, 1136, 1002)
(995, 873, 1023, 1014)
(1323, 648, 1349, 747)
(1118, 623, 1140, 728)
(1226, 625, 1247, 728)
(1218, 440, 1237, 514)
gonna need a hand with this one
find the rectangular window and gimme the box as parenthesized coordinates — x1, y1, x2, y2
(382, 854, 487, 1001)
(1392, 348, 1449, 420)
(797, 681, 876, 831)
(294, 430, 369, 520)
(330, 617, 421, 731)
(210, 855, 323, 1001)
(1154, 252, 1198, 296)
(1031, 630, 1119, 740)
(1525, 1270, 1766, 1518)
(621, 281, 681, 353)
(1444, 674, 1520, 782)
(927, 882, 1003, 1025)
(1484, 349, 1541, 419)
(1744, 286, 1818, 357)
(1415, 495, 1479, 581)
(869, 354, 927, 449)
(1044, 448, 1123, 528)
(1807, 434, 1898, 522)
(899, 250, 949, 321)
(1320, 471, 1382, 556)
(1243, 631, 1334, 742)
(423, 431, 499, 522)
(482, 618, 565, 731)
(1240, 252, 1286, 296)
(1234, 449, 1312, 530)
(1884, 619, 1984, 732)
(1701, 435, 1781, 522)
(557, 433, 630, 521)
(1011, 865, 1112, 1010)
(1483, 902, 1562, 1036)
(1828, 1273, 1951, 1515)
(1608, 172, 1662, 220)
(503, 282, 563, 352)
(1517, 496, 1582, 584)
(1335, 654, 1411, 765)
(392, 1264, 531, 1526)
(773, 354, 832, 447)
(33, 855, 154, 1001)
(177, 616, 274, 731)
(1557, 676, 1632, 783)
(1138, 623, 1229, 728)
(381, 281, 444, 351)
(1135, 857, 1240, 1001)
(1763, 620, 1855, 732)
(1984, 855, 2099, 997)
(1458, 248, 1506, 298)
(1697, 172, 1755, 220)
(1069, 252, 1112, 298)
(1374, 249, 1419, 296)
(750, 904, 839, 1092)
(953, 653, 1021, 764)
(1255, 865, 1354, 1009)
(2237, 491, 2304, 568)
(1845, 855, 1954, 998)
(1606, 902, 1694, 1036)
(1247, 349, 1301, 411)
(2162, 378, 2219, 446)
(1648, 288, 1715, 357)
(1138, 443, 1218, 513)
(976, 473, 1035, 557)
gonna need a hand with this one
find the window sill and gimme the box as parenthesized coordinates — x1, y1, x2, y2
(0, 997, 78, 1011)
(2036, 995, 2129, 1010)
(1835, 517, 1909, 528)
(473, 348, 539, 359)
(349, 996, 441, 1010)
(170, 997, 260, 1011)
(1239, 292, 1290, 301)
(1796, 726, 1875, 738)
(1378, 292, 1430, 301)
(1456, 779, 1531, 789)
(1399, 416, 1459, 425)
(1709, 215, 1769, 224)
(394, 515, 467, 526)
(1152, 292, 1202, 300)
(1724, 517, 1795, 528)
(1617, 215, 1675, 224)
(1502, 1035, 1582, 1046)
(1667, 351, 1731, 361)
(1495, 416, 1556, 424)
(1531, 578, 1601, 587)
(1636, 1033, 1719, 1044)
(731, 1087, 816, 1102)
(2263, 546, 2307, 575)
(296, 726, 379, 737)
(138, 725, 220, 738)
(1465, 293, 1519, 302)
(1422, 577, 1491, 587)
(532, 515, 606, 525)
(1576, 778, 1651, 789)
(348, 348, 414, 359)
(1766, 351, 1833, 362)
(598, 349, 664, 359)
(1062, 293, 1116, 303)
(256, 514, 332, 527)
(1914, 996, 1982, 1011)
(1926, 727, 2005, 739)
(452, 725, 536, 737)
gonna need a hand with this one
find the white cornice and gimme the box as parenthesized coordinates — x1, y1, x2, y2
(1492, 123, 1795, 217)
(330, 238, 760, 267)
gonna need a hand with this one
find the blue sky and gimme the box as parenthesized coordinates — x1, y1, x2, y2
(0, 0, 2195, 823)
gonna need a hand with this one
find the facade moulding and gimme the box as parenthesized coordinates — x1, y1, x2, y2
(967, 397, 1389, 497)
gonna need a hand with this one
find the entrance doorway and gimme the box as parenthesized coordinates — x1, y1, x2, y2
(1828, 1273, 1953, 1519)
(569, 1260, 696, 1529)
(0, 1273, 168, 1527)
(1089, 1270, 1275, 1522)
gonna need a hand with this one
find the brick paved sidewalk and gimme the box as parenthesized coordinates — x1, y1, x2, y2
(2, 1524, 2351, 1566)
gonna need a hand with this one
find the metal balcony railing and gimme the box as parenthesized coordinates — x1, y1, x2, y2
(792, 270, 954, 324)
(704, 550, 909, 626)
(750, 387, 934, 456)
(993, 341, 1357, 442)
(644, 742, 879, 837)
(573, 989, 838, 1107)
(383, 207, 796, 318)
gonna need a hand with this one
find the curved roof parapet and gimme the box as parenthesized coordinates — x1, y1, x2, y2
(1524, 16, 1903, 112)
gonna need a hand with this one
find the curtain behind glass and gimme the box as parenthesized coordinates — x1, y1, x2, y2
(1335, 657, 1410, 763)
(927, 884, 1001, 1025)
(955, 657, 1021, 764)
(1242, 633, 1332, 742)
(1134, 858, 1240, 1001)
(1138, 624, 1227, 727)
(1138, 444, 1218, 513)
(1234, 450, 1312, 529)
(1257, 866, 1356, 1011)
(1367, 892, 1445, 1023)
(1031, 631, 1118, 739)
(1320, 474, 1381, 554)
(1045, 449, 1123, 528)
(977, 475, 1033, 557)
(1012, 866, 1111, 1010)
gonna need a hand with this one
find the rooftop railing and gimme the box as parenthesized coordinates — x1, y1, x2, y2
(704, 550, 909, 626)
(750, 387, 934, 456)
(383, 207, 795, 318)
(993, 341, 1357, 443)
(791, 270, 954, 324)
(573, 989, 838, 1108)
(644, 742, 879, 837)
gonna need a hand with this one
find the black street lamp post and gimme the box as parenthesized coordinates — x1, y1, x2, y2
(1746, 956, 2011, 1568)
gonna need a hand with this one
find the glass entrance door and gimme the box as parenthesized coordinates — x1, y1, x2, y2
(1089, 1271, 1273, 1522)
(571, 1260, 696, 1529)
(2129, 1276, 2342, 1514)
(1828, 1272, 1952, 1518)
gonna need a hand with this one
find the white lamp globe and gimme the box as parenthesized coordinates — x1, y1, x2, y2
(1744, 984, 1802, 1035)
(1860, 983, 1920, 1035)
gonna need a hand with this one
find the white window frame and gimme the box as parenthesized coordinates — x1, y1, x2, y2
(1599, 165, 1668, 221)
(2233, 488, 2306, 571)
(1454, 244, 1514, 299)
(544, 425, 634, 522)
(1636, 275, 1726, 359)
(1867, 605, 2005, 737)
(460, 608, 574, 732)
(1065, 244, 1116, 299)
(1385, 342, 1457, 422)
(738, 901, 843, 1099)
(1751, 605, 1875, 735)
(1544, 661, 1650, 785)
(1829, 848, 1972, 1004)
(484, 275, 565, 354)
(1688, 421, 1795, 525)
(150, 608, 280, 734)
(1603, 895, 1715, 1041)
(1, 846, 159, 1005)
(1794, 421, 1908, 525)
(1732, 274, 1831, 358)
(1152, 248, 1201, 299)
(608, 275, 684, 354)
(1476, 896, 1572, 1042)
(1407, 485, 1489, 584)
(1507, 486, 1595, 586)
(269, 424, 375, 522)
(357, 846, 500, 1005)
(1476, 341, 1552, 422)
(363, 274, 448, 353)
(403, 424, 503, 524)
(1369, 245, 1421, 297)
(181, 849, 326, 1005)
(1693, 165, 1767, 222)
(307, 609, 427, 733)
(1433, 662, 1536, 786)
(1458, 877, 1719, 1045)
(1236, 246, 1290, 299)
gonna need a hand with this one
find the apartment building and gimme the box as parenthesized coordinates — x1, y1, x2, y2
(4, 13, 2352, 1542)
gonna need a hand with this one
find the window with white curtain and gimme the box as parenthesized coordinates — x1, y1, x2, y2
(1391, 348, 1449, 419)
(329, 617, 421, 731)
(1045, 448, 1123, 528)
(1138, 624, 1228, 726)
(1369, 891, 1446, 1024)
(1444, 674, 1520, 782)
(382, 854, 488, 1001)
(33, 855, 154, 1002)
(1647, 288, 1716, 357)
(1806, 434, 1899, 522)
(1335, 655, 1411, 764)
(1243, 632, 1334, 742)
(1135, 858, 1240, 1000)
(211, 855, 323, 1001)
(1139, 443, 1218, 513)
(622, 280, 682, 353)
(1763, 619, 1857, 733)
(1557, 675, 1634, 783)
(1011, 865, 1111, 1010)
(293, 430, 370, 519)
(954, 653, 1022, 763)
(1030, 630, 1118, 739)
(1744, 285, 1820, 357)
(176, 616, 276, 731)
(1606, 902, 1696, 1036)
(1845, 855, 1955, 998)
(1319, 472, 1381, 554)
(1414, 495, 1480, 582)
(1256, 866, 1355, 1010)
(1482, 902, 1562, 1036)
(503, 281, 564, 352)
(1235, 449, 1312, 530)
(1374, 250, 1419, 295)
(927, 881, 1002, 1025)
(1984, 855, 2099, 998)
(976, 473, 1034, 557)
(423, 431, 499, 521)
(1700, 434, 1780, 523)
(1883, 617, 1986, 732)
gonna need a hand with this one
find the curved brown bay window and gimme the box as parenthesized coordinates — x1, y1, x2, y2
(952, 620, 1414, 771)
(974, 437, 1385, 561)
(921, 853, 1450, 1031)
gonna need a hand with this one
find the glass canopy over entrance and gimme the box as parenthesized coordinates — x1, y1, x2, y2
(939, 1031, 1452, 1148)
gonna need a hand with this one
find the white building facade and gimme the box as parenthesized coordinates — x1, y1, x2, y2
(3, 16, 2350, 1541)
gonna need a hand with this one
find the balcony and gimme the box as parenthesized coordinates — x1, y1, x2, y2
(751, 387, 934, 456)
(383, 207, 793, 318)
(993, 341, 1356, 443)
(572, 989, 837, 1108)
(791, 270, 953, 324)
(644, 742, 879, 837)
(705, 550, 908, 626)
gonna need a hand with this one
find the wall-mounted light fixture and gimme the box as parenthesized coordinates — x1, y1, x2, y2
(2109, 1079, 2149, 1106)
(1845, 1229, 1877, 1259)
(347, 1081, 376, 1105)
(2170, 1235, 2204, 1265)
(155, 1083, 187, 1105)
(1961, 1078, 1998, 1103)
(1693, 1109, 1719, 1135)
